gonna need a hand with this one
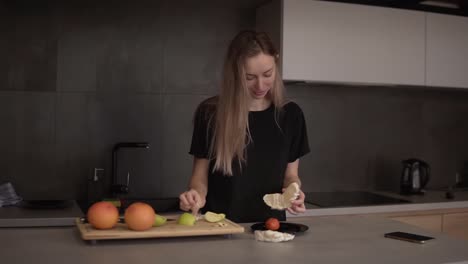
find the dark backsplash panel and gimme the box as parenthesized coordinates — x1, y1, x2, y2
(288, 83, 468, 192)
(0, 1, 256, 201)
(1, 1, 468, 202)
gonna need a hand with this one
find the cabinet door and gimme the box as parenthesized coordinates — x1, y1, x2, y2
(391, 215, 442, 233)
(443, 212, 468, 240)
(281, 0, 425, 85)
(426, 13, 468, 88)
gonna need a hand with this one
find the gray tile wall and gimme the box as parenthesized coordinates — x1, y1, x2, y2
(288, 84, 468, 192)
(1, 1, 468, 203)
(0, 1, 255, 201)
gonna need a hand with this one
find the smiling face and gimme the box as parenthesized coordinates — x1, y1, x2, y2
(244, 52, 276, 104)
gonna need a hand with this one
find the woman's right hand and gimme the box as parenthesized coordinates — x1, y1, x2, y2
(179, 189, 206, 216)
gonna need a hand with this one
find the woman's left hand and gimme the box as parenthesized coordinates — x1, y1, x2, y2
(286, 189, 306, 215)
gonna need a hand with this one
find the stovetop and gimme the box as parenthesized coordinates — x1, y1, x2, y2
(304, 191, 410, 208)
(0, 200, 83, 227)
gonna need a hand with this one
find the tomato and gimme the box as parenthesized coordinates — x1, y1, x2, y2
(265, 217, 280, 231)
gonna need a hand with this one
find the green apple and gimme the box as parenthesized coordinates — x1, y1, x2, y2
(153, 214, 167, 227)
(177, 212, 196, 226)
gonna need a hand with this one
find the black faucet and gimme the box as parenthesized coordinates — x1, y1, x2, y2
(111, 142, 149, 196)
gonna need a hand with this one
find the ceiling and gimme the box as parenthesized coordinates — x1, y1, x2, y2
(2, 0, 466, 16)
(322, 0, 468, 16)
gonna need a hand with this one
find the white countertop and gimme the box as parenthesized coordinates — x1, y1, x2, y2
(291, 201, 468, 217)
(1, 215, 468, 264)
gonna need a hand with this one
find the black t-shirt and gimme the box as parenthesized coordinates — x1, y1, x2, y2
(189, 97, 310, 223)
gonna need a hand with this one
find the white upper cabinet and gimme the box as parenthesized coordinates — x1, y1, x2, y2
(257, 0, 426, 86)
(426, 13, 468, 89)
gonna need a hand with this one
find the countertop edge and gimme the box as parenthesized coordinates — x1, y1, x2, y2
(288, 201, 468, 217)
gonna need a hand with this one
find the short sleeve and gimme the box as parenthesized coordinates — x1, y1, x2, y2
(189, 103, 214, 158)
(287, 103, 310, 162)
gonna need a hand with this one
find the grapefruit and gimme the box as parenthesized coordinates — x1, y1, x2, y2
(87, 201, 119, 230)
(124, 202, 156, 231)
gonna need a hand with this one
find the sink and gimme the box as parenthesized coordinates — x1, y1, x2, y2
(304, 191, 410, 208)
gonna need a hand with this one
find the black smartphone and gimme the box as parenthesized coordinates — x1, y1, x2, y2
(384, 231, 435, 244)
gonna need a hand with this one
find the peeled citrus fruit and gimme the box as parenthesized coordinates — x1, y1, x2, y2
(177, 212, 196, 226)
(204, 211, 226, 223)
(153, 214, 167, 227)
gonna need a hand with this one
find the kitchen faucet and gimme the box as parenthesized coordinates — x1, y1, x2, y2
(111, 142, 149, 196)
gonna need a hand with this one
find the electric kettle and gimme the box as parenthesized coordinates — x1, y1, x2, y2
(400, 158, 430, 195)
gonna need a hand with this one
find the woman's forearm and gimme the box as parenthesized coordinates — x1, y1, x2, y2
(189, 157, 209, 197)
(283, 159, 302, 188)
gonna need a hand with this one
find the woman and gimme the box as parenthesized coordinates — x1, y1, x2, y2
(179, 30, 310, 223)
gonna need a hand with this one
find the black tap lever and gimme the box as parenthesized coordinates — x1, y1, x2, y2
(111, 142, 149, 196)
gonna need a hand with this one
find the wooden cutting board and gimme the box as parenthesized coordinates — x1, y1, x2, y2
(76, 215, 245, 241)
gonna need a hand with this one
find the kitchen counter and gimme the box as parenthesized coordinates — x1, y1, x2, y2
(1, 215, 467, 264)
(376, 189, 468, 204)
(297, 190, 468, 217)
(0, 200, 83, 227)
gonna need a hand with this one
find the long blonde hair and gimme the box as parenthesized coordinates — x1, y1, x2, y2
(210, 30, 285, 175)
